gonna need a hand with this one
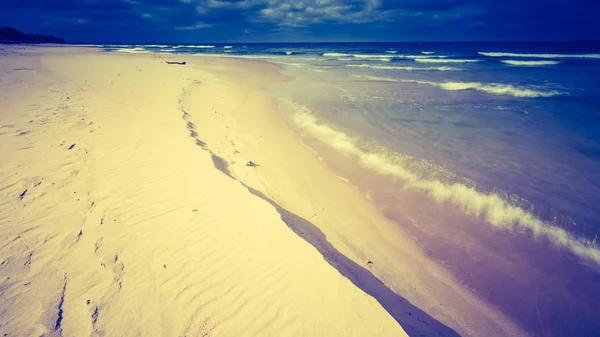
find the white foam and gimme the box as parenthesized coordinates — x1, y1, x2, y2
(399, 79, 562, 97)
(352, 75, 398, 81)
(421, 51, 435, 54)
(285, 51, 294, 55)
(360, 58, 392, 62)
(224, 46, 233, 49)
(173, 45, 215, 49)
(285, 101, 600, 265)
(386, 50, 398, 54)
(325, 53, 436, 60)
(323, 53, 350, 57)
(502, 60, 560, 66)
(479, 52, 600, 59)
(142, 44, 169, 48)
(354, 54, 436, 59)
(347, 64, 458, 71)
(113, 47, 152, 54)
(415, 58, 480, 63)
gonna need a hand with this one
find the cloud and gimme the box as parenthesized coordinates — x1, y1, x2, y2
(1, 0, 599, 42)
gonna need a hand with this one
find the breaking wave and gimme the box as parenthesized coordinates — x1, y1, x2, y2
(173, 45, 215, 49)
(347, 64, 458, 71)
(284, 99, 600, 265)
(421, 51, 435, 54)
(224, 46, 233, 49)
(113, 47, 152, 54)
(323, 52, 350, 57)
(352, 75, 398, 81)
(399, 79, 562, 97)
(415, 58, 480, 63)
(502, 60, 561, 66)
(324, 53, 436, 60)
(142, 44, 169, 48)
(479, 52, 600, 59)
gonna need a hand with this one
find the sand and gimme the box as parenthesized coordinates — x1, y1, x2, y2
(0, 46, 407, 337)
(0, 45, 523, 337)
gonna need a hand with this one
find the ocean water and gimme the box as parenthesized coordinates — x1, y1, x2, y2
(107, 42, 600, 336)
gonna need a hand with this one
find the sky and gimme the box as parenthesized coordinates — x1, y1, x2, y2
(1, 0, 599, 43)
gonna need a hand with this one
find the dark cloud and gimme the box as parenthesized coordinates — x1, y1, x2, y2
(0, 0, 598, 42)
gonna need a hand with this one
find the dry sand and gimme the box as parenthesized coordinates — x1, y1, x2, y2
(0, 45, 524, 337)
(0, 46, 406, 337)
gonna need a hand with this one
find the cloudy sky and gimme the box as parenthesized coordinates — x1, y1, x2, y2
(1, 0, 599, 43)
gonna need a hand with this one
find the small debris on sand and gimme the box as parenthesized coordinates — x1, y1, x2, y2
(68, 143, 76, 150)
(19, 189, 28, 200)
(166, 61, 186, 65)
(246, 161, 258, 167)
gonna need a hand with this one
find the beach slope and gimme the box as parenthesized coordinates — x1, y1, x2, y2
(0, 46, 407, 337)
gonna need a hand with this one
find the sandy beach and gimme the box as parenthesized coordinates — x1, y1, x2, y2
(0, 46, 526, 336)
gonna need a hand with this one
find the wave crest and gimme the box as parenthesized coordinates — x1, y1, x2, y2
(479, 52, 600, 59)
(400, 79, 562, 97)
(323, 52, 349, 57)
(113, 47, 152, 54)
(347, 64, 458, 71)
(284, 100, 600, 265)
(502, 60, 560, 66)
(415, 58, 480, 63)
(173, 45, 215, 49)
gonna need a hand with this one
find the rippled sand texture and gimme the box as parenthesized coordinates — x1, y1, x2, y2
(0, 46, 407, 337)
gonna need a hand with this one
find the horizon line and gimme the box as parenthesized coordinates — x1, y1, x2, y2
(68, 39, 600, 45)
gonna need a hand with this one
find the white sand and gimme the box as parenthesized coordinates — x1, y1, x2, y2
(0, 47, 407, 336)
(180, 55, 528, 336)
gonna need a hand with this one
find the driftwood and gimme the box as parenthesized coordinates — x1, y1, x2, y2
(165, 61, 186, 65)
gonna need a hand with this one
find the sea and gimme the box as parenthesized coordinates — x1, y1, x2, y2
(104, 42, 600, 336)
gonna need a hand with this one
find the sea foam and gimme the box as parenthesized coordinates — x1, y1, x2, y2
(323, 53, 350, 57)
(400, 79, 562, 97)
(285, 100, 600, 265)
(479, 52, 600, 59)
(347, 64, 458, 71)
(502, 60, 560, 66)
(113, 47, 152, 54)
(173, 45, 215, 49)
(324, 53, 435, 60)
(352, 75, 398, 81)
(415, 58, 480, 63)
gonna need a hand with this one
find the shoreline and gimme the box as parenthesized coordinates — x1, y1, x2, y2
(177, 50, 527, 336)
(0, 46, 523, 336)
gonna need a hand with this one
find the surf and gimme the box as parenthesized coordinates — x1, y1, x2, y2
(399, 79, 562, 97)
(502, 60, 560, 66)
(479, 52, 600, 59)
(284, 100, 600, 265)
(415, 58, 480, 63)
(347, 64, 458, 71)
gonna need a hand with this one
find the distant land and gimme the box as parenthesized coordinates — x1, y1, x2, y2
(0, 26, 66, 44)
